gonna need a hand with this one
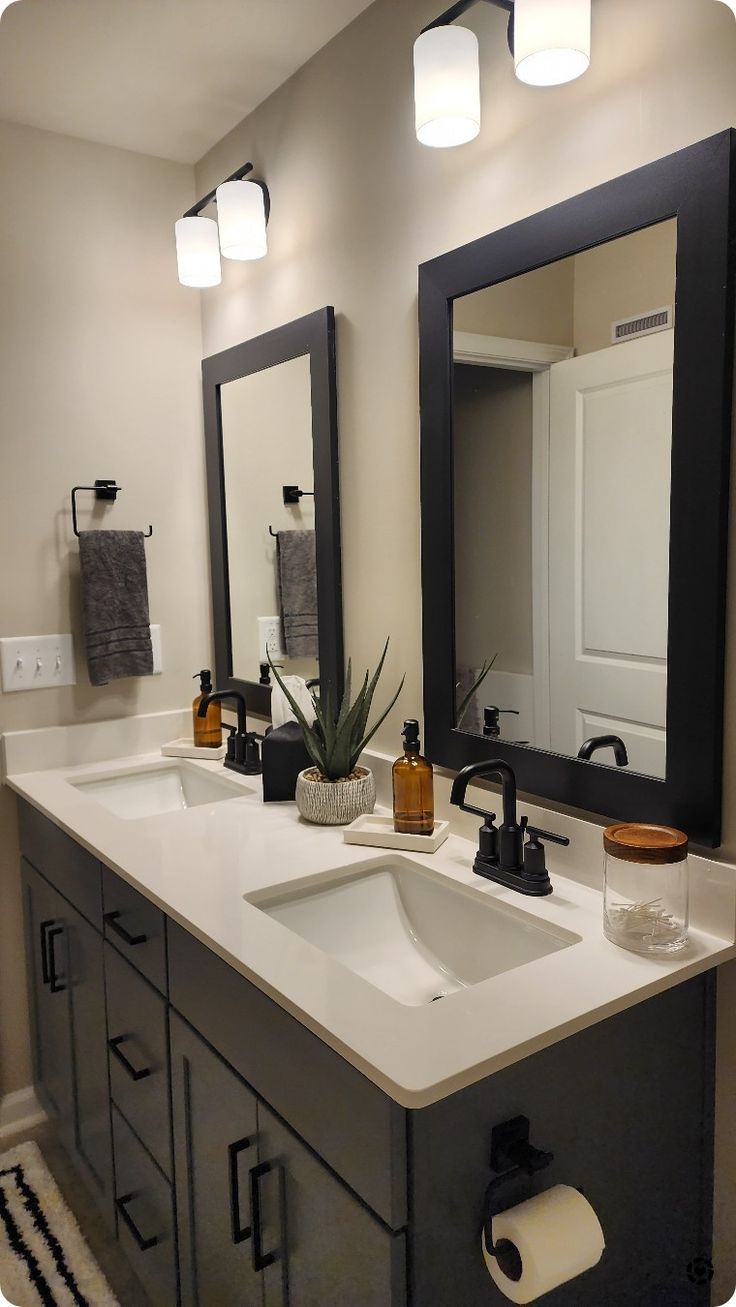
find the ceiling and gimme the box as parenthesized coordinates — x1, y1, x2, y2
(0, 0, 376, 163)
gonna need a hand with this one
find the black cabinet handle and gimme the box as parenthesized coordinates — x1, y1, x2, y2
(116, 1193, 160, 1252)
(39, 919, 53, 985)
(108, 1035, 152, 1082)
(249, 1161, 277, 1271)
(228, 1137, 253, 1245)
(44, 923, 66, 993)
(104, 910, 148, 947)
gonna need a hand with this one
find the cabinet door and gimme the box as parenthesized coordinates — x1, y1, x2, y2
(257, 1103, 406, 1307)
(170, 1013, 263, 1307)
(66, 908, 114, 1221)
(21, 859, 74, 1138)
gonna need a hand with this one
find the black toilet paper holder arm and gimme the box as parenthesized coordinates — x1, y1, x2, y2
(482, 1116, 554, 1269)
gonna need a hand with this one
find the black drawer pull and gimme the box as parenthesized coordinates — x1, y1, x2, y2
(249, 1161, 277, 1271)
(228, 1137, 253, 1245)
(39, 919, 53, 985)
(47, 926, 66, 993)
(116, 1193, 160, 1252)
(108, 1035, 152, 1082)
(104, 910, 148, 947)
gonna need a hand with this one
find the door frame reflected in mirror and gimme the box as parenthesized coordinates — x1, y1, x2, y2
(203, 307, 343, 718)
(419, 131, 736, 846)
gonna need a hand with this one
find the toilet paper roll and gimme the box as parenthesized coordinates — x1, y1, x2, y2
(482, 1184, 605, 1304)
(271, 675, 315, 729)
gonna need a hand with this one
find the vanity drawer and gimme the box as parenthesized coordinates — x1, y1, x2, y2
(102, 866, 167, 994)
(168, 921, 407, 1230)
(112, 1106, 177, 1307)
(18, 800, 102, 930)
(105, 943, 171, 1177)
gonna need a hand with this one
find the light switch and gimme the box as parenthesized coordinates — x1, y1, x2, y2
(150, 624, 162, 674)
(0, 634, 76, 692)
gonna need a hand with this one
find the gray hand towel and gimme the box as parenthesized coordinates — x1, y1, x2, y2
(78, 531, 153, 686)
(276, 530, 318, 659)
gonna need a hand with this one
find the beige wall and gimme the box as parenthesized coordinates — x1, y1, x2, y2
(193, 0, 736, 1294)
(573, 218, 677, 354)
(0, 120, 207, 1097)
(453, 366, 534, 675)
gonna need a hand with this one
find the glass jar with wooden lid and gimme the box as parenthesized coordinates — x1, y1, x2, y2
(602, 823, 689, 955)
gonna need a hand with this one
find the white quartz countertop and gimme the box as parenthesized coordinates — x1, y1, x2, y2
(5, 719, 736, 1109)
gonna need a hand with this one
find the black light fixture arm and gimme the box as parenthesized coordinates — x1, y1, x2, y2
(422, 0, 513, 35)
(183, 160, 271, 224)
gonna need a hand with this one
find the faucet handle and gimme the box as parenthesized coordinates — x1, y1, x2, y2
(521, 824, 570, 894)
(524, 824, 570, 848)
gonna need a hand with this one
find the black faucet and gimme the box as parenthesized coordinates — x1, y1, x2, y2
(450, 758, 569, 896)
(198, 690, 262, 776)
(577, 734, 629, 766)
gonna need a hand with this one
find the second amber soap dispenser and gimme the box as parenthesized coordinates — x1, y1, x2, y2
(392, 719, 434, 836)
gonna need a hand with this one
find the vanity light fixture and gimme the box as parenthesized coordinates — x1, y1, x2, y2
(414, 0, 591, 148)
(514, 0, 590, 86)
(174, 160, 270, 288)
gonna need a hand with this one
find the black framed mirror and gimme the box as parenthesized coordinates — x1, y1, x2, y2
(203, 306, 343, 717)
(419, 131, 736, 846)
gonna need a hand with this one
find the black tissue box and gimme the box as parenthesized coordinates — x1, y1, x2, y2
(261, 721, 312, 802)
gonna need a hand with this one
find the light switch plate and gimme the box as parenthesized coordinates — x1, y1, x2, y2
(257, 616, 285, 662)
(0, 634, 76, 692)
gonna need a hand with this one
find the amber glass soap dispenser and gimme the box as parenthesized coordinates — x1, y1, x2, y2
(392, 719, 434, 836)
(192, 669, 222, 748)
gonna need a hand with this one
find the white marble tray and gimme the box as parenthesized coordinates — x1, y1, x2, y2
(343, 813, 449, 853)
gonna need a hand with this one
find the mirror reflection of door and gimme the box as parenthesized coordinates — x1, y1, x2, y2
(220, 354, 319, 687)
(452, 219, 676, 779)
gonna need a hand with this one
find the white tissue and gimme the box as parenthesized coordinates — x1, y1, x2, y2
(482, 1184, 605, 1304)
(271, 675, 316, 729)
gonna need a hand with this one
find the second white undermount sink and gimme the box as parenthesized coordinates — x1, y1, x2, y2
(71, 760, 249, 819)
(248, 858, 580, 1006)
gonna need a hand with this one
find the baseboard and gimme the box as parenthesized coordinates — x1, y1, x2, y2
(0, 1086, 46, 1141)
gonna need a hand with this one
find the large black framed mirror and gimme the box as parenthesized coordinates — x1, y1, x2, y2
(203, 306, 343, 717)
(419, 131, 736, 846)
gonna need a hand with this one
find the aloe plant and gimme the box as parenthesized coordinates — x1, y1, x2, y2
(269, 640, 404, 781)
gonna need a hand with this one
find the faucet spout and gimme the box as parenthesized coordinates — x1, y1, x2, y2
(450, 758, 517, 827)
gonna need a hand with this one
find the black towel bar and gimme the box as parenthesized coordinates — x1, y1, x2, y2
(71, 481, 153, 538)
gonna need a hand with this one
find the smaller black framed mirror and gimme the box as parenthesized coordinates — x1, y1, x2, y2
(203, 306, 343, 717)
(419, 132, 736, 846)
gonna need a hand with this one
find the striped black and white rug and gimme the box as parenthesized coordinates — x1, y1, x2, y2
(0, 1142, 117, 1307)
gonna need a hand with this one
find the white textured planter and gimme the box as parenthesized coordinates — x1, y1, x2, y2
(295, 767, 376, 826)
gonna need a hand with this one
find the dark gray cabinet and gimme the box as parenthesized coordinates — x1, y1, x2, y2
(21, 856, 114, 1224)
(257, 1102, 406, 1307)
(170, 1012, 262, 1307)
(112, 1105, 177, 1305)
(22, 858, 74, 1136)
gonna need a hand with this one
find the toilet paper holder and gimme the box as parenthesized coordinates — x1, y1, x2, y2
(482, 1116, 554, 1281)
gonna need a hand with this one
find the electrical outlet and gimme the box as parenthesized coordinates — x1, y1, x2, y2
(257, 616, 285, 662)
(0, 634, 76, 692)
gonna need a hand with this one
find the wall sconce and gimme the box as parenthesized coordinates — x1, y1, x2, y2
(174, 161, 270, 288)
(413, 0, 591, 147)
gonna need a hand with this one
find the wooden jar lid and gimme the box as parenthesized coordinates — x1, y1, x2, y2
(603, 823, 689, 864)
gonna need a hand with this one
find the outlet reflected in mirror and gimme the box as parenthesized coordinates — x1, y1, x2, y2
(453, 219, 677, 780)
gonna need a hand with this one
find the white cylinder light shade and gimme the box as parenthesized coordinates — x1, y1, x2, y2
(514, 0, 591, 87)
(216, 179, 268, 260)
(174, 216, 221, 288)
(413, 25, 481, 148)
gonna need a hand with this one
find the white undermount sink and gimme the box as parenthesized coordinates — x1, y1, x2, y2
(248, 858, 580, 1006)
(71, 760, 249, 819)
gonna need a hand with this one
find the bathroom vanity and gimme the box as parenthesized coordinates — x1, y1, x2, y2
(6, 721, 735, 1307)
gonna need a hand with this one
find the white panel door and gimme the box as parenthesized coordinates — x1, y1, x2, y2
(548, 330, 674, 778)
